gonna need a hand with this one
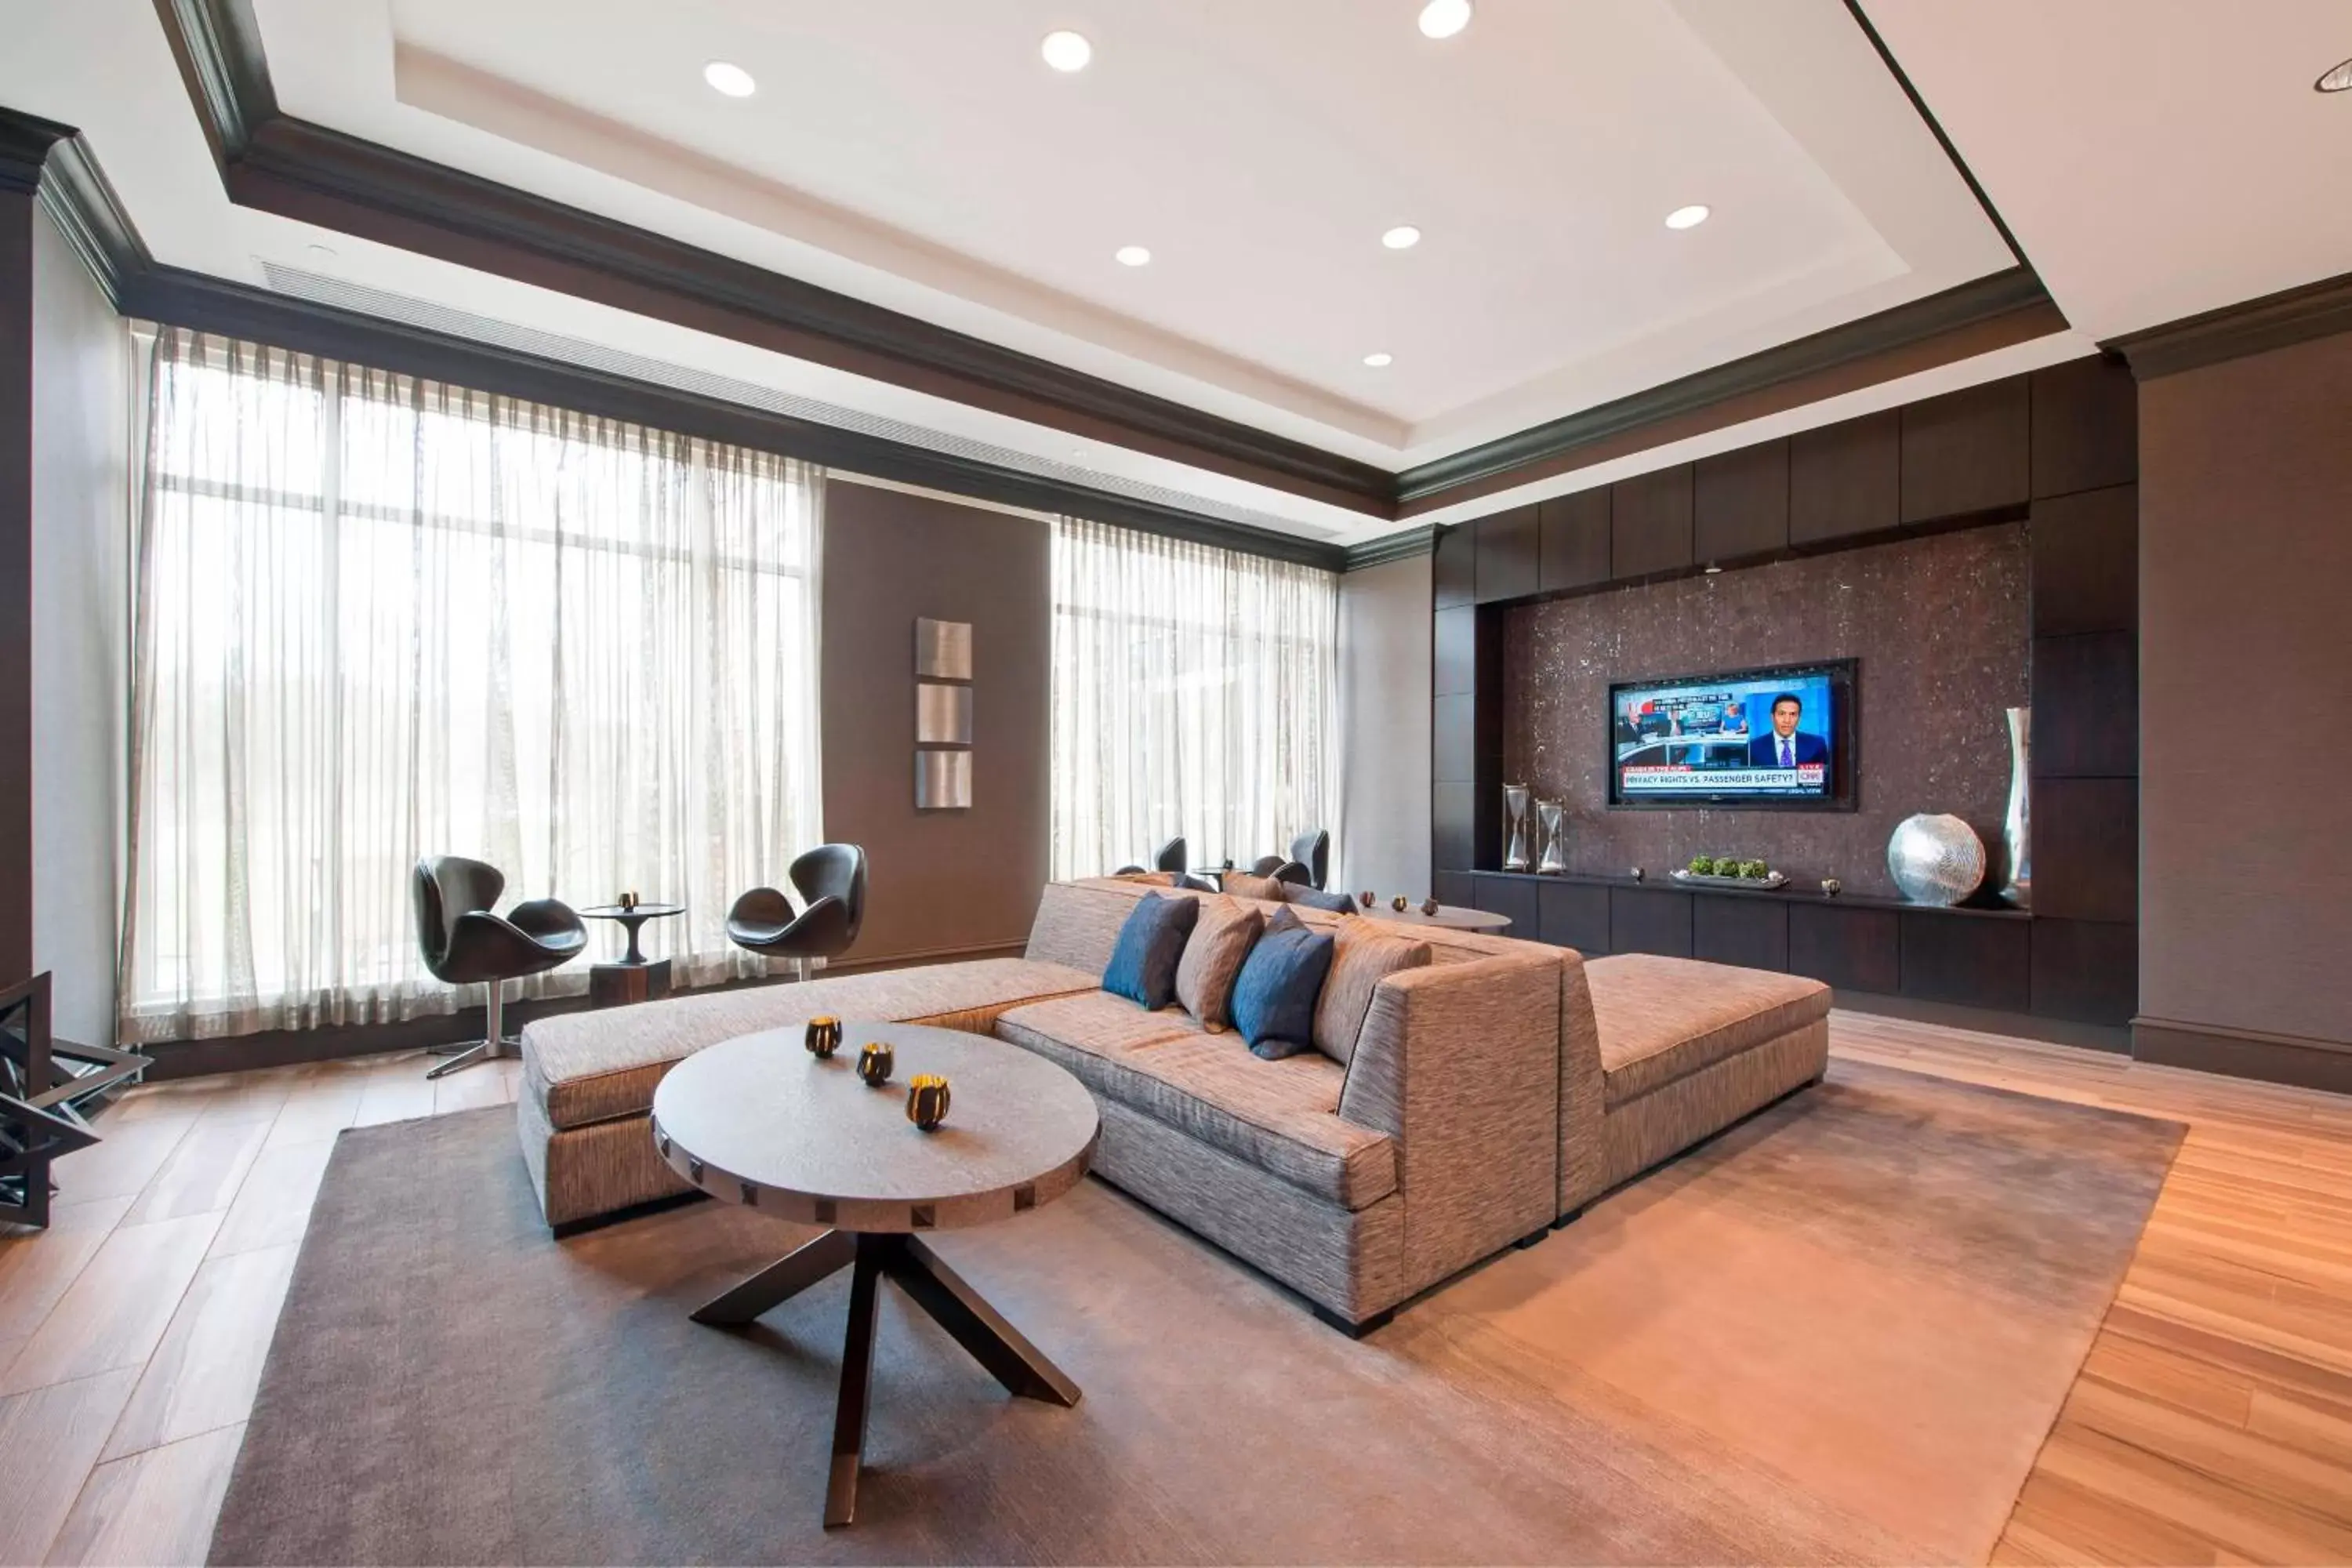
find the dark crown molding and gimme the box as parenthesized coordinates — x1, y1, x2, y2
(151, 0, 276, 162)
(105, 2, 2078, 561)
(3, 103, 1345, 572)
(0, 108, 74, 194)
(35, 134, 151, 310)
(149, 0, 1393, 519)
(1341, 526, 1438, 573)
(1396, 266, 2060, 508)
(142, 0, 2067, 541)
(2105, 268, 2352, 380)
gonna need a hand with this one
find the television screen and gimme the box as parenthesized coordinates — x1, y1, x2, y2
(1607, 661, 1855, 809)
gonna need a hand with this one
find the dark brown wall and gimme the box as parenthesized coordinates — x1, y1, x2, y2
(1499, 525, 2030, 898)
(820, 481, 1050, 967)
(2139, 331, 2352, 1073)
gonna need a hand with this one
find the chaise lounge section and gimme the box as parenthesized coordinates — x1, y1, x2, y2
(515, 877, 1831, 1330)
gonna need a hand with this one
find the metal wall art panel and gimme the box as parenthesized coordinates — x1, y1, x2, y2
(915, 749, 973, 810)
(914, 618, 973, 681)
(916, 683, 974, 745)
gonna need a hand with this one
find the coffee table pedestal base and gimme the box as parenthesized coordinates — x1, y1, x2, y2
(693, 1229, 1080, 1528)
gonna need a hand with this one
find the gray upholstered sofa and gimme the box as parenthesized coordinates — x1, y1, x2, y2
(516, 878, 1830, 1331)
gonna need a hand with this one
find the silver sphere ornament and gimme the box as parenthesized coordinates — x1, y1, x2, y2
(1886, 814, 1986, 906)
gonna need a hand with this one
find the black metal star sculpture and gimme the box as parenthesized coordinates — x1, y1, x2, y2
(1, 973, 151, 1230)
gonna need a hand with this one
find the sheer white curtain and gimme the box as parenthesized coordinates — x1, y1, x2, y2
(120, 328, 824, 1041)
(1049, 516, 1338, 880)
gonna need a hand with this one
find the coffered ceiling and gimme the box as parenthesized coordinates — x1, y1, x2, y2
(31, 0, 2339, 549)
(264, 0, 2015, 463)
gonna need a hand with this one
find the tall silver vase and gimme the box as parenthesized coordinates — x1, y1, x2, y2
(1502, 783, 1531, 873)
(2000, 706, 2031, 906)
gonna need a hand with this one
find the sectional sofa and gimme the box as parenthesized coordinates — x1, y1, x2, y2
(517, 878, 1831, 1332)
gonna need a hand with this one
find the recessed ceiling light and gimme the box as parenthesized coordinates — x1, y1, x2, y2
(1417, 0, 1472, 40)
(2319, 56, 2352, 93)
(1115, 245, 1152, 267)
(702, 61, 756, 98)
(1381, 225, 1422, 250)
(1363, 352, 1394, 368)
(1041, 31, 1093, 71)
(1664, 204, 1711, 230)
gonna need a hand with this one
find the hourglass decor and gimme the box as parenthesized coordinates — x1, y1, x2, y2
(1502, 783, 1532, 873)
(1537, 800, 1568, 876)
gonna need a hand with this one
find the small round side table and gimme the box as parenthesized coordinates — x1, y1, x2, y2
(579, 901, 684, 1007)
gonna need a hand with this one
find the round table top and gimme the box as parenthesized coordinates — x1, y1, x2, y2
(1360, 903, 1513, 933)
(579, 902, 684, 920)
(650, 1022, 1099, 1235)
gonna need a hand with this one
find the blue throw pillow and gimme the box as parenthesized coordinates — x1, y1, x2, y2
(1102, 894, 1200, 1011)
(1231, 907, 1336, 1060)
(1283, 884, 1356, 915)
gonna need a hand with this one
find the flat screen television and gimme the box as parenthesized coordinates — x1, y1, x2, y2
(1606, 659, 1857, 810)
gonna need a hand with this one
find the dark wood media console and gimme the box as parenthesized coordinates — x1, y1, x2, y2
(1430, 356, 2140, 1029)
(1428, 868, 2054, 1024)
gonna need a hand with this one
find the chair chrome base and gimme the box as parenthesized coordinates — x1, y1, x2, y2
(426, 1035, 520, 1080)
(425, 981, 521, 1079)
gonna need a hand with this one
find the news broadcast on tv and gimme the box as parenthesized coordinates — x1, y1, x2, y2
(1610, 668, 1840, 804)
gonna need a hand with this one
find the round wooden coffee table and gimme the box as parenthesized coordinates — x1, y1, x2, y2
(650, 1021, 1099, 1528)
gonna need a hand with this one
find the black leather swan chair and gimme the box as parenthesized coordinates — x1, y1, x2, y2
(1114, 836, 1189, 877)
(411, 856, 586, 1080)
(1287, 828, 1330, 891)
(725, 844, 869, 981)
(1249, 827, 1330, 887)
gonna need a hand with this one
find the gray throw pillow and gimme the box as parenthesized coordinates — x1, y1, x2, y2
(1312, 922, 1432, 1065)
(1220, 870, 1285, 903)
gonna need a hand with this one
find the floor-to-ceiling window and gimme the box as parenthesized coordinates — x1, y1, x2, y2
(120, 328, 824, 1041)
(1048, 515, 1338, 880)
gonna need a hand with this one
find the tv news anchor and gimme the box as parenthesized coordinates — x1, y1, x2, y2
(1746, 693, 1829, 768)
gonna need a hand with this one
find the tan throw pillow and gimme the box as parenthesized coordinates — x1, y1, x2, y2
(1174, 895, 1265, 1032)
(1219, 871, 1285, 904)
(1313, 923, 1432, 1065)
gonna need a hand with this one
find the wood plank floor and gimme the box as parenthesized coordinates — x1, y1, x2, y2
(2, 1017, 2347, 1564)
(1833, 1018, 2352, 1565)
(0, 1051, 523, 1566)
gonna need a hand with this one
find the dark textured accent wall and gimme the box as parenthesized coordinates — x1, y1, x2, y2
(820, 481, 1050, 967)
(1500, 525, 2029, 898)
(2137, 329, 2352, 1079)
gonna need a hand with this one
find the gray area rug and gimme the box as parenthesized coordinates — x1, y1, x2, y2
(210, 1060, 2183, 1565)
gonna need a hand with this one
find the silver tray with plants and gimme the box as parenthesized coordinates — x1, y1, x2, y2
(1672, 856, 1787, 891)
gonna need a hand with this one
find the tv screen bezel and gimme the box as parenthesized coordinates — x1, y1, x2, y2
(1605, 658, 1859, 812)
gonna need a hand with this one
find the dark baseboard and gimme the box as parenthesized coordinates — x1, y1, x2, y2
(1831, 989, 2133, 1054)
(2132, 1016, 2352, 1097)
(139, 938, 1033, 1080)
